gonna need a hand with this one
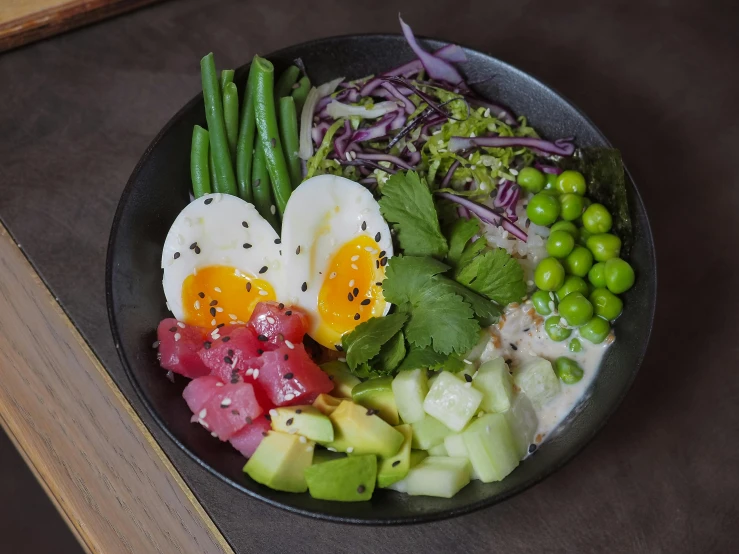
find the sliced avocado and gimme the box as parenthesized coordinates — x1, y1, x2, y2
(463, 413, 520, 483)
(352, 376, 400, 425)
(321, 360, 361, 398)
(270, 405, 334, 443)
(329, 400, 405, 457)
(312, 393, 343, 415)
(388, 456, 471, 498)
(304, 454, 377, 502)
(473, 357, 513, 413)
(243, 431, 314, 492)
(377, 424, 412, 488)
(392, 368, 428, 424)
(409, 449, 428, 468)
(312, 448, 347, 464)
(411, 415, 453, 450)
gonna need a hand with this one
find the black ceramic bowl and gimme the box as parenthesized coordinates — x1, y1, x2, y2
(106, 34, 656, 524)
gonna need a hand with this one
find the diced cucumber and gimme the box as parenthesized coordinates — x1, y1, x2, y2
(464, 330, 491, 364)
(462, 413, 520, 483)
(392, 368, 428, 424)
(504, 393, 539, 459)
(427, 443, 448, 456)
(411, 415, 453, 450)
(377, 424, 412, 488)
(320, 361, 361, 398)
(388, 456, 471, 498)
(423, 371, 483, 432)
(513, 357, 561, 409)
(443, 434, 481, 480)
(473, 357, 513, 413)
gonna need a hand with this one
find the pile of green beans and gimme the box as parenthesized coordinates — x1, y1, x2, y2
(190, 52, 309, 227)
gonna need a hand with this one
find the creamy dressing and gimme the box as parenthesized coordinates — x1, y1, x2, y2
(478, 299, 613, 446)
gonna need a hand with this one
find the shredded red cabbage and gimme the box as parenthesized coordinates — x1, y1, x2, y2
(448, 136, 576, 156)
(437, 192, 528, 242)
(399, 16, 465, 87)
(356, 152, 415, 170)
(494, 179, 520, 222)
(534, 162, 563, 175)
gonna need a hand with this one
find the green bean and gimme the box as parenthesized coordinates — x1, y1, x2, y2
(209, 150, 218, 192)
(274, 65, 300, 100)
(236, 61, 258, 202)
(252, 139, 280, 231)
(278, 96, 302, 189)
(223, 82, 239, 163)
(220, 69, 235, 90)
(190, 125, 211, 198)
(200, 53, 237, 195)
(291, 76, 311, 116)
(251, 55, 293, 214)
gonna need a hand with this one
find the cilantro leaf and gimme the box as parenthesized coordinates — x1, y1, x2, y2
(455, 247, 527, 306)
(341, 313, 408, 370)
(373, 331, 406, 373)
(446, 218, 480, 267)
(456, 236, 488, 270)
(437, 276, 501, 326)
(396, 347, 465, 373)
(382, 256, 449, 305)
(379, 171, 448, 258)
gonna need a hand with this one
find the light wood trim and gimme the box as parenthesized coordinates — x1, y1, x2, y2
(0, 223, 233, 554)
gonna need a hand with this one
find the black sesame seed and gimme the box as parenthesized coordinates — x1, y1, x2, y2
(357, 485, 366, 494)
(246, 282, 252, 292)
(253, 179, 261, 188)
(198, 292, 205, 298)
(270, 137, 276, 148)
(374, 232, 381, 242)
(361, 221, 367, 231)
(523, 328, 530, 332)
(469, 276, 478, 284)
(392, 460, 400, 467)
(510, 343, 518, 350)
(525, 219, 531, 229)
(169, 326, 177, 332)
(210, 307, 217, 317)
(262, 431, 269, 436)
(227, 349, 234, 356)
(376, 260, 380, 269)
(376, 282, 382, 286)
(190, 242, 197, 250)
(204, 198, 213, 205)
(243, 243, 252, 249)
(284, 354, 289, 361)
(348, 293, 354, 302)
(210, 300, 218, 306)
(257, 349, 264, 355)
(230, 377, 239, 384)
(245, 416, 253, 424)
(353, 288, 359, 297)
(242, 221, 248, 228)
(286, 418, 294, 426)
(301, 282, 307, 292)
(203, 341, 211, 350)
(366, 408, 377, 416)
(257, 334, 268, 342)
(173, 252, 180, 259)
(217, 323, 225, 328)
(278, 303, 285, 309)
(328, 375, 334, 381)
(259, 266, 268, 274)
(284, 373, 294, 380)
(295, 409, 302, 414)
(264, 414, 271, 422)
(285, 310, 292, 316)
(360, 299, 371, 306)
(335, 344, 343, 352)
(528, 444, 537, 454)
(380, 257, 388, 266)
(354, 313, 360, 320)
(379, 250, 386, 258)
(274, 238, 281, 244)
(194, 246, 201, 254)
(224, 356, 233, 364)
(464, 373, 473, 383)
(231, 409, 239, 415)
(295, 245, 301, 255)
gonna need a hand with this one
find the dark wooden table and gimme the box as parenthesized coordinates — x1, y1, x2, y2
(1, 0, 737, 552)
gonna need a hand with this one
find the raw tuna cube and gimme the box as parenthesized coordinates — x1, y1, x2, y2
(229, 415, 272, 458)
(157, 318, 210, 378)
(198, 326, 263, 383)
(248, 302, 309, 347)
(256, 343, 333, 406)
(182, 375, 223, 412)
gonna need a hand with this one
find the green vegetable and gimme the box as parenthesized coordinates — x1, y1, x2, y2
(222, 82, 239, 162)
(563, 246, 594, 277)
(379, 171, 448, 258)
(446, 218, 480, 267)
(546, 230, 575, 258)
(586, 233, 622, 262)
(454, 247, 526, 306)
(526, 193, 560, 226)
(556, 276, 588, 301)
(555, 170, 586, 195)
(582, 203, 612, 233)
(235, 61, 257, 202)
(396, 347, 464, 373)
(306, 118, 345, 179)
(277, 96, 302, 189)
(551, 220, 579, 240)
(589, 288, 623, 321)
(375, 332, 407, 373)
(220, 69, 234, 90)
(554, 357, 584, 384)
(534, 258, 565, 291)
(437, 276, 501, 326)
(604, 258, 635, 294)
(588, 262, 607, 288)
(578, 227, 592, 246)
(568, 338, 582, 353)
(531, 290, 555, 315)
(559, 193, 584, 221)
(517, 167, 545, 193)
(200, 53, 237, 195)
(579, 316, 610, 344)
(274, 65, 300, 100)
(544, 173, 558, 191)
(251, 140, 279, 230)
(251, 56, 292, 214)
(545, 317, 571, 341)
(341, 313, 408, 371)
(558, 292, 593, 326)
(209, 151, 218, 192)
(291, 76, 311, 114)
(190, 125, 211, 198)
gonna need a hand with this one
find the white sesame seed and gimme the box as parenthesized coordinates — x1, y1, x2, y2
(221, 398, 232, 407)
(338, 357, 346, 362)
(509, 168, 519, 176)
(212, 333, 220, 340)
(527, 280, 534, 287)
(194, 300, 200, 310)
(214, 287, 222, 293)
(236, 321, 245, 324)
(463, 359, 473, 365)
(470, 165, 477, 170)
(229, 313, 238, 320)
(351, 264, 358, 270)
(270, 205, 276, 215)
(327, 447, 337, 452)
(152, 340, 160, 348)
(559, 318, 568, 327)
(199, 409, 207, 419)
(498, 111, 507, 119)
(215, 382, 224, 387)
(472, 371, 479, 379)
(365, 246, 374, 251)
(351, 255, 359, 261)
(285, 393, 295, 401)
(350, 151, 357, 160)
(346, 447, 354, 453)
(549, 292, 555, 299)
(173, 332, 181, 341)
(199, 419, 209, 429)
(266, 316, 276, 324)
(216, 307, 224, 313)
(177, 321, 186, 328)
(285, 340, 295, 349)
(192, 267, 197, 276)
(269, 409, 278, 417)
(246, 368, 254, 376)
(548, 301, 556, 312)
(484, 108, 491, 118)
(211, 432, 218, 437)
(345, 151, 352, 161)
(253, 369, 260, 379)
(299, 436, 307, 444)
(348, 280, 355, 287)
(259, 290, 269, 296)
(211, 318, 217, 326)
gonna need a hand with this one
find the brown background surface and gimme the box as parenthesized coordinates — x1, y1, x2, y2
(0, 0, 737, 552)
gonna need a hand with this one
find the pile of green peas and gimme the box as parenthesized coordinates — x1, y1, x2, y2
(518, 167, 635, 349)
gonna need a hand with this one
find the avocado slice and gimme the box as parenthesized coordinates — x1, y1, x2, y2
(329, 400, 405, 457)
(270, 405, 334, 443)
(352, 376, 400, 425)
(304, 454, 377, 502)
(321, 361, 361, 398)
(377, 424, 412, 488)
(312, 448, 347, 464)
(411, 415, 453, 450)
(243, 431, 314, 492)
(312, 393, 343, 415)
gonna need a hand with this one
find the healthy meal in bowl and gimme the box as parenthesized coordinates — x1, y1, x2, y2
(154, 17, 636, 502)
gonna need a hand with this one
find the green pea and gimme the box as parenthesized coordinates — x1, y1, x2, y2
(582, 203, 613, 233)
(551, 220, 579, 239)
(605, 258, 636, 294)
(588, 262, 607, 288)
(546, 230, 575, 258)
(559, 193, 584, 221)
(563, 246, 593, 277)
(545, 317, 572, 342)
(544, 173, 559, 191)
(558, 292, 593, 326)
(527, 193, 560, 226)
(532, 290, 556, 315)
(568, 338, 582, 353)
(517, 167, 546, 193)
(586, 233, 622, 262)
(556, 276, 589, 301)
(534, 258, 566, 291)
(579, 316, 611, 344)
(555, 170, 587, 195)
(589, 287, 623, 321)
(578, 227, 592, 246)
(554, 357, 584, 384)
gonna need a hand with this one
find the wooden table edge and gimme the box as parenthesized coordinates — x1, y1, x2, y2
(0, 222, 234, 554)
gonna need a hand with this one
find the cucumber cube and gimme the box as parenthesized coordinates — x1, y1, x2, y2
(473, 357, 513, 413)
(411, 415, 453, 450)
(504, 393, 539, 459)
(427, 443, 448, 456)
(513, 357, 561, 409)
(462, 413, 520, 483)
(389, 457, 471, 498)
(423, 371, 483, 432)
(444, 434, 481, 480)
(464, 330, 492, 364)
(392, 368, 428, 424)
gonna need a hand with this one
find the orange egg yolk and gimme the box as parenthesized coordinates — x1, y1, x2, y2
(316, 235, 387, 348)
(181, 265, 276, 328)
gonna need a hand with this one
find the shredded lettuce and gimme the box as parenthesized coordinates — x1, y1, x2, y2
(306, 119, 346, 179)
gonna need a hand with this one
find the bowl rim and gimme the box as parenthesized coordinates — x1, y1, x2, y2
(105, 32, 657, 525)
